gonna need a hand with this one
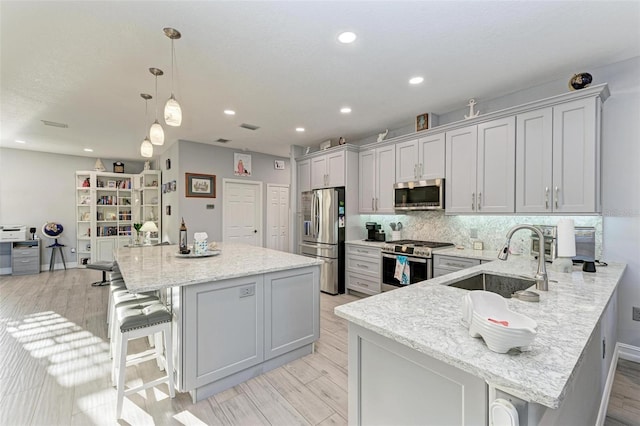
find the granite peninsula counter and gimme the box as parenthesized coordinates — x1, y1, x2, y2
(115, 243, 323, 402)
(335, 257, 626, 425)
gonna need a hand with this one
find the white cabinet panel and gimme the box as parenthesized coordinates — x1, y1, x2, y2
(445, 126, 478, 213)
(358, 150, 376, 213)
(297, 159, 311, 193)
(477, 117, 515, 213)
(395, 139, 419, 182)
(359, 146, 395, 213)
(310, 156, 328, 189)
(309, 150, 346, 189)
(395, 134, 445, 183)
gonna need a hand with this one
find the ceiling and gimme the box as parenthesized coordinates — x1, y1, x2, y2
(1, 1, 639, 161)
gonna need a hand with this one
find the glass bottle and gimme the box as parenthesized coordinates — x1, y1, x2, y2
(179, 218, 188, 253)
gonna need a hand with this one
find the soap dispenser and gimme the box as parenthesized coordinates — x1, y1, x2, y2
(179, 218, 189, 254)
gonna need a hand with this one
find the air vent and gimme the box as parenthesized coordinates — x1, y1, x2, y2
(41, 120, 69, 128)
(239, 123, 260, 131)
(215, 138, 231, 143)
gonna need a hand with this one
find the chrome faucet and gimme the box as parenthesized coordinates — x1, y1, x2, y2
(498, 224, 549, 291)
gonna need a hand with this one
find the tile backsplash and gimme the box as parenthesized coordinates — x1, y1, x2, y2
(357, 212, 603, 259)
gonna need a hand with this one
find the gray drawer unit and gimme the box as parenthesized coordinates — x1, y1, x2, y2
(345, 243, 381, 295)
(11, 241, 40, 275)
(432, 254, 480, 279)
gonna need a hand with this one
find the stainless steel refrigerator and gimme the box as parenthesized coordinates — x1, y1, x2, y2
(299, 188, 345, 295)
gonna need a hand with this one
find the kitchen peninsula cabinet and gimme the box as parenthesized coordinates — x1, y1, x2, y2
(516, 97, 602, 213)
(395, 133, 445, 182)
(445, 117, 515, 214)
(358, 145, 395, 213)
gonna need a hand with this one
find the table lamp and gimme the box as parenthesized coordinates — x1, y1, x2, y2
(140, 221, 158, 245)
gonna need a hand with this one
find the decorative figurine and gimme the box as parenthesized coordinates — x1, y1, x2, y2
(377, 129, 389, 142)
(569, 73, 593, 91)
(338, 137, 346, 145)
(464, 99, 480, 120)
(144, 160, 151, 170)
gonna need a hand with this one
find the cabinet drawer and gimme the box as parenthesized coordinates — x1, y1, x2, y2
(346, 255, 380, 277)
(433, 255, 480, 271)
(346, 244, 381, 258)
(346, 271, 380, 295)
(12, 260, 40, 275)
(432, 267, 452, 279)
(12, 248, 39, 258)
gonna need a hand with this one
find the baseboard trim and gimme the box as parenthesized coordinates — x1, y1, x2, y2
(596, 342, 640, 425)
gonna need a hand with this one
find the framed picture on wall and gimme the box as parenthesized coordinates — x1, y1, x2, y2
(234, 153, 251, 176)
(185, 173, 216, 198)
(416, 113, 430, 132)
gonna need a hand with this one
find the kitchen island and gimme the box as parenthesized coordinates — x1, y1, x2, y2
(335, 257, 626, 425)
(115, 243, 322, 402)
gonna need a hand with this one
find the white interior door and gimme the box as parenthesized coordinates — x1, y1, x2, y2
(266, 184, 290, 252)
(223, 179, 263, 246)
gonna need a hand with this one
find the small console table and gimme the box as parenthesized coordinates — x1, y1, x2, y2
(11, 240, 41, 275)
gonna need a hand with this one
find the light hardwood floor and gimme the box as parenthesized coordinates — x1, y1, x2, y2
(0, 269, 359, 425)
(605, 359, 640, 426)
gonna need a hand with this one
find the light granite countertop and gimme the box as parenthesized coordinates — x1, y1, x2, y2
(115, 243, 322, 293)
(334, 257, 626, 409)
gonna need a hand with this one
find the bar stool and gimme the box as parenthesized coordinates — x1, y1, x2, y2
(86, 261, 114, 286)
(113, 300, 175, 419)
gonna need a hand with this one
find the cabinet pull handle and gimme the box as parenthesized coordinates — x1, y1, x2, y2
(545, 187, 549, 209)
(357, 281, 369, 288)
(375, 198, 378, 211)
(471, 193, 475, 210)
(414, 164, 417, 179)
(356, 264, 368, 268)
(555, 186, 559, 209)
(420, 163, 423, 177)
(478, 192, 482, 210)
(371, 198, 374, 210)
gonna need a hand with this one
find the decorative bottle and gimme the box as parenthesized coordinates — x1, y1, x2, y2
(179, 218, 188, 253)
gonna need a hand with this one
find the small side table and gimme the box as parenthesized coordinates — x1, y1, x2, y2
(47, 241, 67, 271)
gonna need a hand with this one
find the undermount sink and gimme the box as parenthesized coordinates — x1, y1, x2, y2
(447, 273, 536, 298)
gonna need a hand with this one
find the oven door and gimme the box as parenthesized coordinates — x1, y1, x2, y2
(381, 253, 430, 292)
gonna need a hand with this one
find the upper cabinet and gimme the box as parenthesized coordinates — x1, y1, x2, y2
(311, 149, 345, 189)
(297, 159, 311, 193)
(516, 97, 601, 213)
(359, 145, 395, 213)
(445, 117, 515, 214)
(395, 133, 445, 182)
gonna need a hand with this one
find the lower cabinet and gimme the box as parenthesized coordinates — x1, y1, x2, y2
(345, 243, 381, 295)
(177, 266, 320, 399)
(432, 254, 481, 278)
(11, 240, 40, 275)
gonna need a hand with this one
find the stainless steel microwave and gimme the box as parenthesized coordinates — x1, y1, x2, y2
(393, 178, 445, 211)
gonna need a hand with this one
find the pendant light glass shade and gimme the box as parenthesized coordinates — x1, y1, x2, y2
(164, 95, 182, 126)
(141, 137, 153, 157)
(150, 119, 165, 145)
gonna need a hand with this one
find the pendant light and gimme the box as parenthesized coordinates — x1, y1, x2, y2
(163, 27, 182, 127)
(149, 67, 165, 145)
(140, 93, 154, 158)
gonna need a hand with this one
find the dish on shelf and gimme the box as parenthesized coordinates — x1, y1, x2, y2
(174, 249, 221, 258)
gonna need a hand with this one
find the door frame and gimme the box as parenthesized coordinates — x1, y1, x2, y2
(222, 178, 264, 245)
(266, 183, 290, 252)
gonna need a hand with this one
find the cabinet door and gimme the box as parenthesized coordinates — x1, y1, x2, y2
(552, 98, 598, 213)
(359, 150, 376, 213)
(310, 156, 327, 189)
(326, 150, 346, 187)
(418, 133, 445, 180)
(395, 139, 419, 183)
(297, 159, 311, 193)
(376, 145, 396, 213)
(516, 108, 553, 213)
(94, 238, 116, 262)
(445, 126, 478, 213)
(477, 117, 515, 213)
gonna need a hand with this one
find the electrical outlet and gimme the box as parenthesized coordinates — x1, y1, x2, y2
(70, 247, 76, 253)
(633, 307, 640, 322)
(239, 286, 255, 298)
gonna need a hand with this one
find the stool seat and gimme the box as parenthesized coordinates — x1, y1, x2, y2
(117, 302, 171, 332)
(87, 261, 114, 286)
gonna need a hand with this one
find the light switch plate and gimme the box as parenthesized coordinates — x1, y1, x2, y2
(473, 241, 484, 250)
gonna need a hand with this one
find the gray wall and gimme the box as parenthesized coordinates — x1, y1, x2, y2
(0, 148, 143, 270)
(159, 141, 290, 245)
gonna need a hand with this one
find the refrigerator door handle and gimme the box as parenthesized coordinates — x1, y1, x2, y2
(311, 191, 317, 238)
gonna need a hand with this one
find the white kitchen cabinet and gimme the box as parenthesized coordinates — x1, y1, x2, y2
(395, 133, 445, 182)
(297, 158, 310, 193)
(359, 145, 395, 213)
(345, 243, 381, 295)
(446, 117, 515, 214)
(311, 149, 345, 189)
(516, 98, 600, 213)
(432, 254, 481, 278)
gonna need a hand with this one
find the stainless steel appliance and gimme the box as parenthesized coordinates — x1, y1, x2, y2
(530, 225, 596, 262)
(300, 188, 346, 295)
(393, 178, 445, 211)
(381, 240, 454, 292)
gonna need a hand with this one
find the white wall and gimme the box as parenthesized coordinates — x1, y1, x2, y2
(160, 140, 290, 245)
(0, 148, 143, 270)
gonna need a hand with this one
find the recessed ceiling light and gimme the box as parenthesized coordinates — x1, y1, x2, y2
(15, 140, 26, 144)
(338, 31, 357, 44)
(224, 110, 236, 115)
(340, 107, 352, 114)
(296, 127, 305, 132)
(84, 148, 93, 152)
(409, 76, 424, 85)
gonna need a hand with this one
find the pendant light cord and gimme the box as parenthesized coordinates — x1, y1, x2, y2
(154, 75, 159, 119)
(171, 39, 175, 95)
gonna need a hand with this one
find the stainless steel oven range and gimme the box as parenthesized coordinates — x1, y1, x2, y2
(381, 240, 454, 292)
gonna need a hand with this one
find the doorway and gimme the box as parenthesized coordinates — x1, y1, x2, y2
(266, 184, 290, 252)
(222, 179, 263, 246)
